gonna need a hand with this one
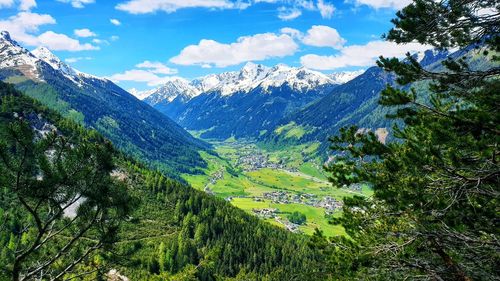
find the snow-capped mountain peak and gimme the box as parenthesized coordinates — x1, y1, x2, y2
(1, 31, 12, 41)
(144, 77, 201, 105)
(32, 46, 77, 78)
(0, 31, 42, 79)
(328, 70, 365, 85)
(30, 45, 109, 85)
(239, 62, 270, 81)
(146, 62, 340, 103)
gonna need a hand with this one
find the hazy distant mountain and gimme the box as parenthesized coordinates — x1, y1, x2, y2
(0, 31, 209, 175)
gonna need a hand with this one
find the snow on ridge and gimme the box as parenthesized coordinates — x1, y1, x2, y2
(145, 62, 352, 104)
(328, 70, 365, 85)
(0, 31, 40, 75)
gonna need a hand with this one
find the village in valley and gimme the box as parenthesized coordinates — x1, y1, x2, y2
(189, 140, 369, 235)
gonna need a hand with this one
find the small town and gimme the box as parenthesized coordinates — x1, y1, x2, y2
(260, 191, 343, 213)
(236, 151, 286, 172)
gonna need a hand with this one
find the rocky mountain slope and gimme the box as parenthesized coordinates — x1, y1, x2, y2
(0, 31, 209, 175)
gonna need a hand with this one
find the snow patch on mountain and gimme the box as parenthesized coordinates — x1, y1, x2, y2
(146, 62, 345, 104)
(328, 70, 364, 85)
(30, 45, 109, 86)
(144, 77, 200, 104)
(32, 47, 77, 78)
(0, 31, 41, 80)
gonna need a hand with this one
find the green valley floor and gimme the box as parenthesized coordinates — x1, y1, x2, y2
(182, 137, 372, 237)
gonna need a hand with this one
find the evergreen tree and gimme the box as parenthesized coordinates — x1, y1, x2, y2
(324, 1, 499, 280)
(0, 84, 135, 280)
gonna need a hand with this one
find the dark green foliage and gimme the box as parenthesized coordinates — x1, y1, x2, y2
(113, 162, 324, 280)
(1, 60, 210, 178)
(287, 211, 306, 225)
(0, 82, 329, 280)
(323, 1, 499, 280)
(0, 82, 134, 280)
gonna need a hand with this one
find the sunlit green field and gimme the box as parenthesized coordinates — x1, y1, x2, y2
(182, 138, 369, 237)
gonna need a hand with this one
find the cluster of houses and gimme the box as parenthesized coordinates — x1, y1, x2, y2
(252, 208, 278, 219)
(203, 169, 225, 195)
(236, 153, 286, 172)
(275, 216, 300, 233)
(259, 192, 343, 213)
(317, 196, 344, 214)
(251, 208, 301, 233)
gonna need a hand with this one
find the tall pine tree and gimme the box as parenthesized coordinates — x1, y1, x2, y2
(323, 1, 499, 280)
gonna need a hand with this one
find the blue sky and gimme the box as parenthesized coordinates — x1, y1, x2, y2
(0, 0, 430, 91)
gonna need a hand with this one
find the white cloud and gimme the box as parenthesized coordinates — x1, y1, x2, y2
(349, 0, 412, 9)
(302, 25, 345, 49)
(278, 7, 302, 20)
(110, 18, 121, 26)
(275, 0, 334, 20)
(115, 0, 335, 20)
(110, 35, 120, 41)
(108, 69, 175, 86)
(57, 0, 95, 8)
(65, 56, 92, 63)
(92, 38, 109, 45)
(37, 31, 99, 51)
(0, 12, 99, 51)
(115, 0, 243, 14)
(300, 40, 430, 70)
(136, 60, 178, 75)
(74, 28, 96, 37)
(280, 27, 302, 39)
(317, 0, 334, 18)
(0, 0, 35, 10)
(170, 32, 298, 67)
(0, 0, 14, 8)
(19, 0, 36, 10)
(0, 12, 56, 45)
(108, 60, 179, 86)
(127, 88, 151, 99)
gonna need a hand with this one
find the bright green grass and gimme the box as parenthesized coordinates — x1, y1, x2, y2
(230, 198, 345, 237)
(183, 137, 370, 237)
(273, 122, 315, 140)
(285, 126, 306, 139)
(299, 162, 327, 181)
(246, 168, 328, 194)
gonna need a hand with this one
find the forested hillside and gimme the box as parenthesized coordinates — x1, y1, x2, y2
(261, 46, 496, 153)
(0, 82, 327, 280)
(0, 34, 209, 177)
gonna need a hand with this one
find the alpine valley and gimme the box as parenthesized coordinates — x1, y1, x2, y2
(144, 63, 362, 140)
(0, 1, 498, 280)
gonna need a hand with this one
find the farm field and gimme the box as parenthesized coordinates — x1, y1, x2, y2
(182, 138, 370, 236)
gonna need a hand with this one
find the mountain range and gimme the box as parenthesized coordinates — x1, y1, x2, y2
(261, 46, 495, 152)
(139, 45, 488, 156)
(0, 31, 209, 176)
(144, 63, 362, 139)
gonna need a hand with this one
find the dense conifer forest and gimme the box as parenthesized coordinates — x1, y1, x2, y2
(0, 0, 498, 280)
